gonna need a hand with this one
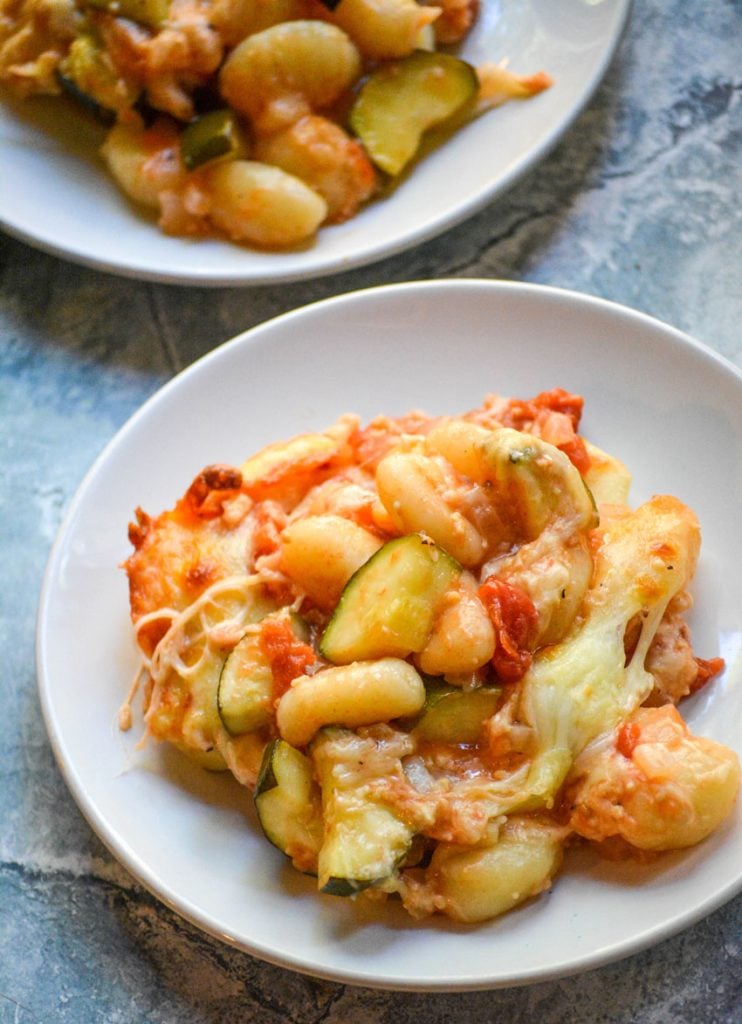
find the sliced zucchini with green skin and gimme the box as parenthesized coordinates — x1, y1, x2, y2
(217, 611, 309, 736)
(56, 70, 114, 125)
(181, 110, 247, 171)
(411, 683, 502, 744)
(349, 51, 479, 176)
(320, 533, 461, 664)
(312, 728, 415, 896)
(217, 631, 273, 736)
(57, 35, 139, 122)
(255, 740, 323, 872)
(319, 800, 412, 896)
(287, 609, 311, 644)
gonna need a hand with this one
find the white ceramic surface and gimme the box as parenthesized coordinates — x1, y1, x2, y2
(37, 281, 742, 990)
(1, 0, 629, 285)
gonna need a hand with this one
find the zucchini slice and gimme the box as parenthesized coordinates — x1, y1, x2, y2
(411, 683, 502, 744)
(217, 611, 310, 736)
(349, 51, 478, 176)
(217, 631, 273, 736)
(181, 109, 247, 171)
(255, 740, 323, 872)
(320, 533, 461, 664)
(57, 35, 139, 122)
(312, 728, 414, 896)
(56, 70, 114, 125)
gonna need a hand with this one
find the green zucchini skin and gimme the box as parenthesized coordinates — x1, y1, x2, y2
(321, 875, 372, 898)
(57, 32, 143, 122)
(56, 70, 115, 125)
(312, 728, 414, 896)
(217, 611, 310, 737)
(217, 631, 273, 737)
(254, 740, 323, 871)
(319, 533, 461, 664)
(180, 109, 246, 171)
(318, 794, 413, 897)
(349, 52, 478, 176)
(254, 738, 281, 796)
(411, 683, 502, 744)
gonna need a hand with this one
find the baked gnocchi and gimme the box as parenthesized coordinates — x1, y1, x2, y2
(0, 0, 551, 249)
(120, 387, 739, 923)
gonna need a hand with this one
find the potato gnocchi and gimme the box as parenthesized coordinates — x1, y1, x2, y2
(121, 388, 739, 922)
(0, 0, 551, 249)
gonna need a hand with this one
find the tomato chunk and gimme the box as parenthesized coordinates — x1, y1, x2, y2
(478, 577, 539, 683)
(260, 618, 317, 701)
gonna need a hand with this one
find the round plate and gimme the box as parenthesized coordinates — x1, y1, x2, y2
(2, 0, 629, 285)
(37, 281, 742, 989)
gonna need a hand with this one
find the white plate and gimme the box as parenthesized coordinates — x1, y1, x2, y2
(37, 281, 742, 990)
(1, 0, 629, 285)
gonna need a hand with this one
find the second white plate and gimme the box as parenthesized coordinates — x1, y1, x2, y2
(2, 0, 629, 284)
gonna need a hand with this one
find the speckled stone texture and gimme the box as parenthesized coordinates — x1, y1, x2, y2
(1, 1, 741, 1020)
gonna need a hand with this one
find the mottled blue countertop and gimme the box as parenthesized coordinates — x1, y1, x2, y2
(1, 1, 741, 1020)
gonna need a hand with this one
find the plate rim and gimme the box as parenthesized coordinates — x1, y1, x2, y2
(36, 279, 742, 990)
(2, 0, 632, 286)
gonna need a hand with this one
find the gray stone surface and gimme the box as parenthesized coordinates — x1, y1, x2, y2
(1, 1, 740, 1020)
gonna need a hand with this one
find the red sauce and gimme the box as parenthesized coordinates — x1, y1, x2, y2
(500, 388, 584, 432)
(260, 618, 317, 702)
(478, 577, 539, 683)
(498, 388, 590, 473)
(252, 501, 286, 560)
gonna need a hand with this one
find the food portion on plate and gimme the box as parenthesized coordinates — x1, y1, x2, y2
(0, 0, 550, 250)
(120, 386, 739, 924)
